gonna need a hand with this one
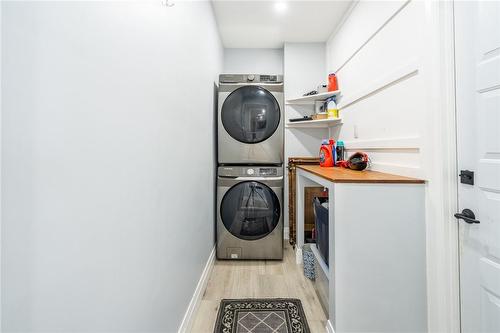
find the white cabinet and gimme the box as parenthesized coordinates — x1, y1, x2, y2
(296, 166, 426, 333)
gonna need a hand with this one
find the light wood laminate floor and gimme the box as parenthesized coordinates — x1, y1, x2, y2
(190, 244, 327, 332)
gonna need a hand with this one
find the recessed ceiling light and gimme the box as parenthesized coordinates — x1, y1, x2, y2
(274, 2, 288, 13)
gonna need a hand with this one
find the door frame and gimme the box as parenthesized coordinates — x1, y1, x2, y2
(423, 0, 461, 332)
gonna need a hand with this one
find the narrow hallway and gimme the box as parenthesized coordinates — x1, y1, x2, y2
(191, 244, 327, 332)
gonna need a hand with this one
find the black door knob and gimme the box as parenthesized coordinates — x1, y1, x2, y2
(454, 209, 480, 224)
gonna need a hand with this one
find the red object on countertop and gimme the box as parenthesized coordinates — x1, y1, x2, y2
(338, 152, 370, 171)
(328, 73, 338, 91)
(320, 139, 335, 167)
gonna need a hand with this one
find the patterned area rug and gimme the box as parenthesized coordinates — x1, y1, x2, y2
(213, 299, 310, 333)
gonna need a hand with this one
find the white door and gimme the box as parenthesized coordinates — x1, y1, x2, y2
(455, 1, 500, 332)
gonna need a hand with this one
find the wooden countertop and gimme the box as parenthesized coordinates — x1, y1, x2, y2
(297, 165, 425, 184)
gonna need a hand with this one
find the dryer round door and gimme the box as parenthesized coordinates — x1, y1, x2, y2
(220, 181, 281, 241)
(221, 86, 281, 144)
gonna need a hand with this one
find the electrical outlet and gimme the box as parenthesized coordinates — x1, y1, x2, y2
(161, 0, 175, 7)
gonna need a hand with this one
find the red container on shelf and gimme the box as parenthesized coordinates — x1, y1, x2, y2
(328, 73, 338, 91)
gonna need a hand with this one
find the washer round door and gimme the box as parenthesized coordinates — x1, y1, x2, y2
(220, 181, 281, 241)
(221, 86, 281, 144)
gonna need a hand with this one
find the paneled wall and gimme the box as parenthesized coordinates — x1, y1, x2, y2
(326, 2, 460, 331)
(326, 0, 424, 178)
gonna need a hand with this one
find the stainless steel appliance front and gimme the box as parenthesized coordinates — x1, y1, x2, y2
(218, 74, 284, 165)
(217, 165, 283, 260)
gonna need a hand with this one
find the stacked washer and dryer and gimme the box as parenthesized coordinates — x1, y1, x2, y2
(216, 74, 284, 260)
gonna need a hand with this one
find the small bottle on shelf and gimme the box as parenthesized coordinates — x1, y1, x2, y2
(328, 73, 339, 91)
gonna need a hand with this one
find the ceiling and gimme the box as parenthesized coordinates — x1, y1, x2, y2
(212, 0, 353, 48)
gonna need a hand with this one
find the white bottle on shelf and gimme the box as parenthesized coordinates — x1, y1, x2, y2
(327, 97, 339, 119)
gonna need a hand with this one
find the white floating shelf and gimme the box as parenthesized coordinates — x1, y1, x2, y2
(286, 90, 341, 105)
(286, 118, 342, 129)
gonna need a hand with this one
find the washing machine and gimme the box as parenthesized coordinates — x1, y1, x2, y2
(217, 165, 283, 260)
(218, 74, 284, 165)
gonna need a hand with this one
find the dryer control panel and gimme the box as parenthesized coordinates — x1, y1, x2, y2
(218, 166, 283, 178)
(219, 74, 283, 84)
(258, 167, 278, 176)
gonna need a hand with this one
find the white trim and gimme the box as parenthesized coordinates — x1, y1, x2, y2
(445, 1, 461, 330)
(326, 0, 359, 72)
(343, 136, 420, 151)
(177, 246, 216, 333)
(333, 0, 411, 74)
(283, 226, 289, 240)
(0, 2, 2, 328)
(295, 168, 333, 265)
(326, 320, 335, 333)
(421, 1, 461, 332)
(338, 58, 419, 110)
(369, 162, 422, 179)
(326, 1, 358, 46)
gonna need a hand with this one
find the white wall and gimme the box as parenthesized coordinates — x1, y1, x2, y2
(223, 48, 283, 74)
(326, 0, 423, 177)
(1, 1, 222, 332)
(0, 3, 2, 328)
(283, 43, 327, 238)
(326, 1, 459, 331)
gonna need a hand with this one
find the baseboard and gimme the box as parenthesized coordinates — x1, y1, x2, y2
(177, 246, 216, 333)
(326, 320, 335, 333)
